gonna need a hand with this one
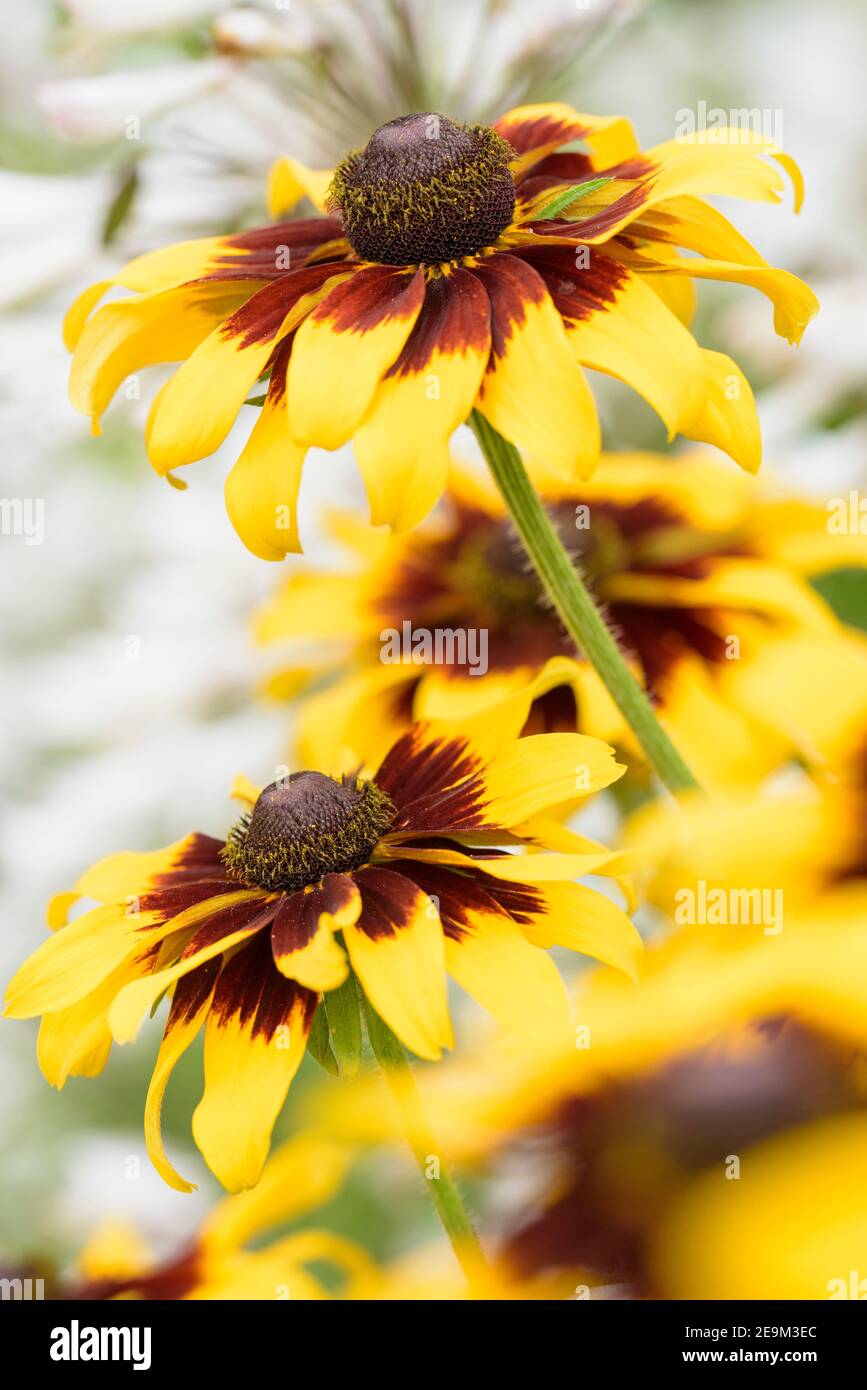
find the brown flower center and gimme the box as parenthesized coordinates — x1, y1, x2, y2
(329, 113, 516, 266)
(222, 772, 394, 893)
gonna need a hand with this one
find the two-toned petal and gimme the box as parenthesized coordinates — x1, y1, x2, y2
(288, 266, 426, 450)
(192, 933, 318, 1191)
(472, 253, 600, 479)
(270, 873, 357, 990)
(147, 264, 352, 474)
(342, 867, 452, 1061)
(353, 269, 491, 531)
(224, 346, 308, 561)
(145, 960, 220, 1194)
(495, 102, 639, 176)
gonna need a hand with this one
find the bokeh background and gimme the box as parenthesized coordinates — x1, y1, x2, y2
(2, 0, 866, 1279)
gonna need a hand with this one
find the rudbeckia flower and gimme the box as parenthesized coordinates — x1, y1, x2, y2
(5, 719, 640, 1193)
(256, 453, 848, 787)
(354, 886, 867, 1298)
(65, 102, 817, 558)
(41, 1134, 375, 1300)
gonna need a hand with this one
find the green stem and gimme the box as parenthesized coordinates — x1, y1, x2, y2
(470, 410, 700, 795)
(363, 999, 489, 1289)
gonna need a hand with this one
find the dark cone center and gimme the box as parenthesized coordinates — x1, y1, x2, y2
(222, 771, 394, 893)
(329, 113, 517, 266)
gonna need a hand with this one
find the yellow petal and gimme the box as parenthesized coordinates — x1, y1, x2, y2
(482, 732, 626, 825)
(681, 349, 761, 472)
(107, 893, 269, 1043)
(354, 269, 491, 531)
(192, 942, 316, 1191)
(523, 881, 644, 982)
(224, 373, 308, 560)
(147, 267, 348, 474)
(343, 868, 452, 1061)
(267, 156, 334, 217)
(144, 962, 217, 1193)
(287, 267, 425, 450)
(474, 254, 600, 479)
(202, 1134, 353, 1252)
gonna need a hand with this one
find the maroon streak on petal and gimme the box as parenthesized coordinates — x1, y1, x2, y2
(375, 726, 483, 818)
(467, 254, 549, 364)
(218, 262, 352, 349)
(493, 111, 595, 157)
(152, 833, 227, 885)
(209, 929, 318, 1043)
(384, 269, 491, 378)
(352, 866, 430, 941)
(163, 957, 220, 1033)
(465, 870, 545, 926)
(138, 878, 242, 924)
(515, 151, 596, 200)
(177, 897, 277, 959)
(512, 243, 627, 323)
(270, 873, 358, 965)
(390, 861, 514, 941)
(307, 264, 425, 335)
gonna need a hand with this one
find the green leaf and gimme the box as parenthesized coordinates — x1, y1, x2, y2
(102, 166, 139, 246)
(325, 972, 363, 1078)
(305, 1006, 339, 1076)
(535, 176, 612, 222)
(243, 392, 267, 408)
(811, 567, 867, 634)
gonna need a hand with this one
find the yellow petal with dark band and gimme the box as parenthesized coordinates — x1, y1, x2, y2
(224, 355, 308, 561)
(145, 960, 218, 1194)
(399, 863, 571, 1046)
(474, 254, 600, 479)
(192, 937, 317, 1191)
(270, 874, 357, 990)
(288, 266, 425, 450)
(495, 102, 639, 175)
(518, 247, 706, 438)
(343, 867, 452, 1061)
(354, 269, 491, 531)
(147, 265, 350, 474)
(69, 282, 258, 433)
(107, 894, 271, 1043)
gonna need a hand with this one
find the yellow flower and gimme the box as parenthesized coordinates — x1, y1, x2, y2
(5, 717, 640, 1193)
(256, 453, 854, 786)
(362, 886, 867, 1298)
(67, 1134, 374, 1300)
(623, 709, 867, 918)
(66, 102, 817, 558)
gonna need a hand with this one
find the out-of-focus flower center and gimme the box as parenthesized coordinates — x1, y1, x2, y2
(222, 772, 395, 892)
(329, 112, 516, 266)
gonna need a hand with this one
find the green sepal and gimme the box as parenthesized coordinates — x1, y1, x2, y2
(325, 971, 363, 1078)
(305, 1005, 339, 1076)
